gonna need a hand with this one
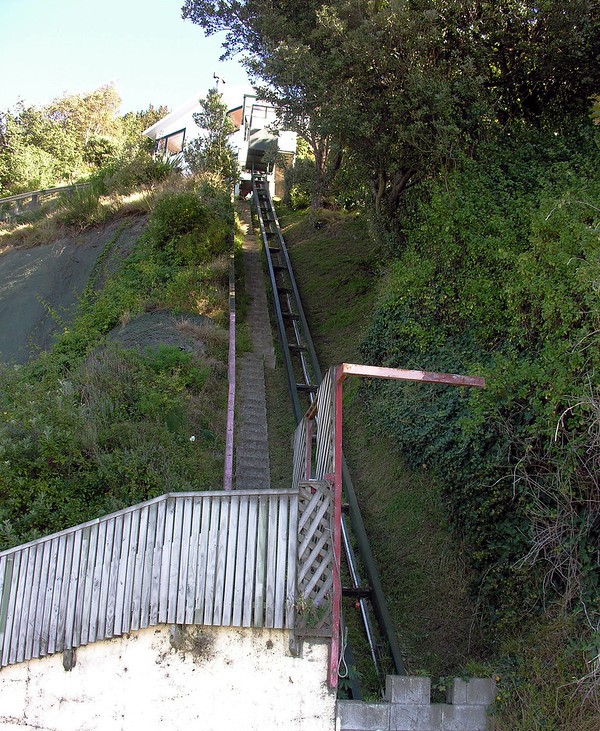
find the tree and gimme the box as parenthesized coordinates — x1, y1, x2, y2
(440, 1, 600, 124)
(183, 0, 600, 217)
(182, 0, 343, 208)
(0, 85, 174, 194)
(119, 104, 170, 153)
(0, 104, 73, 194)
(0, 85, 127, 193)
(182, 1, 487, 215)
(183, 89, 238, 184)
(46, 84, 121, 145)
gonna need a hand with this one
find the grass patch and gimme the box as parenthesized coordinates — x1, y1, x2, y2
(278, 206, 376, 367)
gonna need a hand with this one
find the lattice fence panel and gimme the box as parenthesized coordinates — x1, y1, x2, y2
(295, 481, 333, 637)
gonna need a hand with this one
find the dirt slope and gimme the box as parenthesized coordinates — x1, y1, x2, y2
(0, 216, 145, 364)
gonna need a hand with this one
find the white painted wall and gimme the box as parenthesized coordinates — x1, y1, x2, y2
(0, 626, 335, 731)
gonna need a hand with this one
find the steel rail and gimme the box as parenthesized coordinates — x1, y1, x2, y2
(341, 513, 380, 673)
(250, 173, 405, 687)
(252, 175, 303, 421)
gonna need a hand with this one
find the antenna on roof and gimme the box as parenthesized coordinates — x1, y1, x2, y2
(213, 73, 226, 92)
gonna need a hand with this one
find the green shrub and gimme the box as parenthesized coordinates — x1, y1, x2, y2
(0, 175, 234, 551)
(284, 157, 314, 209)
(93, 150, 177, 196)
(145, 189, 231, 266)
(0, 340, 225, 550)
(57, 186, 107, 229)
(83, 135, 119, 167)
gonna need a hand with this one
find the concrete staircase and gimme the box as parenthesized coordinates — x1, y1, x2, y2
(235, 204, 275, 490)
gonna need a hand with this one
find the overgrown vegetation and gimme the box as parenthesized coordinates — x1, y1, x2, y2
(184, 1, 598, 214)
(276, 205, 484, 689)
(183, 89, 238, 186)
(360, 122, 600, 726)
(187, 1, 598, 721)
(0, 84, 167, 195)
(0, 174, 234, 550)
(0, 152, 177, 248)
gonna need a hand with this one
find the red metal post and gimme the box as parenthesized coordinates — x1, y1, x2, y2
(327, 365, 345, 687)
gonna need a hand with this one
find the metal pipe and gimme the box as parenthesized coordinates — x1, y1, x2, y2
(341, 515, 380, 672)
(342, 457, 406, 675)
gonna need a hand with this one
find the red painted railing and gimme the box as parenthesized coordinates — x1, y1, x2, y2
(293, 363, 485, 688)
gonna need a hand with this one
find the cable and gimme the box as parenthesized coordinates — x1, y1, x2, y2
(338, 618, 349, 679)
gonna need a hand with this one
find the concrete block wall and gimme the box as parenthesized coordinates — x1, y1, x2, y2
(337, 675, 496, 731)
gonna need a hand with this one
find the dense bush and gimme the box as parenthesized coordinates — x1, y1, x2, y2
(146, 186, 231, 265)
(284, 157, 314, 210)
(56, 185, 108, 228)
(362, 121, 600, 635)
(92, 150, 176, 196)
(0, 344, 224, 548)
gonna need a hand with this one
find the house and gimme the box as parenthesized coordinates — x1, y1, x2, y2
(142, 93, 297, 198)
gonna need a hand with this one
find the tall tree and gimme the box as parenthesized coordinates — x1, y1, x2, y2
(119, 104, 170, 153)
(182, 1, 599, 215)
(183, 89, 238, 184)
(440, 0, 600, 123)
(182, 0, 343, 207)
(182, 0, 487, 214)
(46, 84, 121, 145)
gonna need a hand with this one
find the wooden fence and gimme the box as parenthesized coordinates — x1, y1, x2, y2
(291, 366, 340, 685)
(0, 489, 305, 669)
(292, 367, 336, 490)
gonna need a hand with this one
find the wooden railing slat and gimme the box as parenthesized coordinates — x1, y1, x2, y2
(243, 496, 259, 627)
(184, 498, 202, 624)
(232, 495, 249, 626)
(0, 489, 317, 668)
(221, 496, 240, 626)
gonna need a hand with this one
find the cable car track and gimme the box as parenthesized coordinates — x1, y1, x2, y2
(251, 172, 406, 696)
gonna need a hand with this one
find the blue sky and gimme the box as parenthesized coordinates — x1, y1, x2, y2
(0, 0, 253, 114)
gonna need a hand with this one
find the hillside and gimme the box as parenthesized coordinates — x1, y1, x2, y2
(0, 217, 145, 364)
(275, 207, 485, 682)
(273, 116, 599, 728)
(0, 176, 234, 549)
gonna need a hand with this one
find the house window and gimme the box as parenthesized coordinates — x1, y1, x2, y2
(155, 128, 186, 157)
(251, 105, 268, 122)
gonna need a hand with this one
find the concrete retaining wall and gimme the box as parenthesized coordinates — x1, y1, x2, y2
(0, 625, 336, 731)
(337, 675, 496, 731)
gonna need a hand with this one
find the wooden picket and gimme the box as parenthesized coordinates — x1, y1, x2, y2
(0, 489, 299, 668)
